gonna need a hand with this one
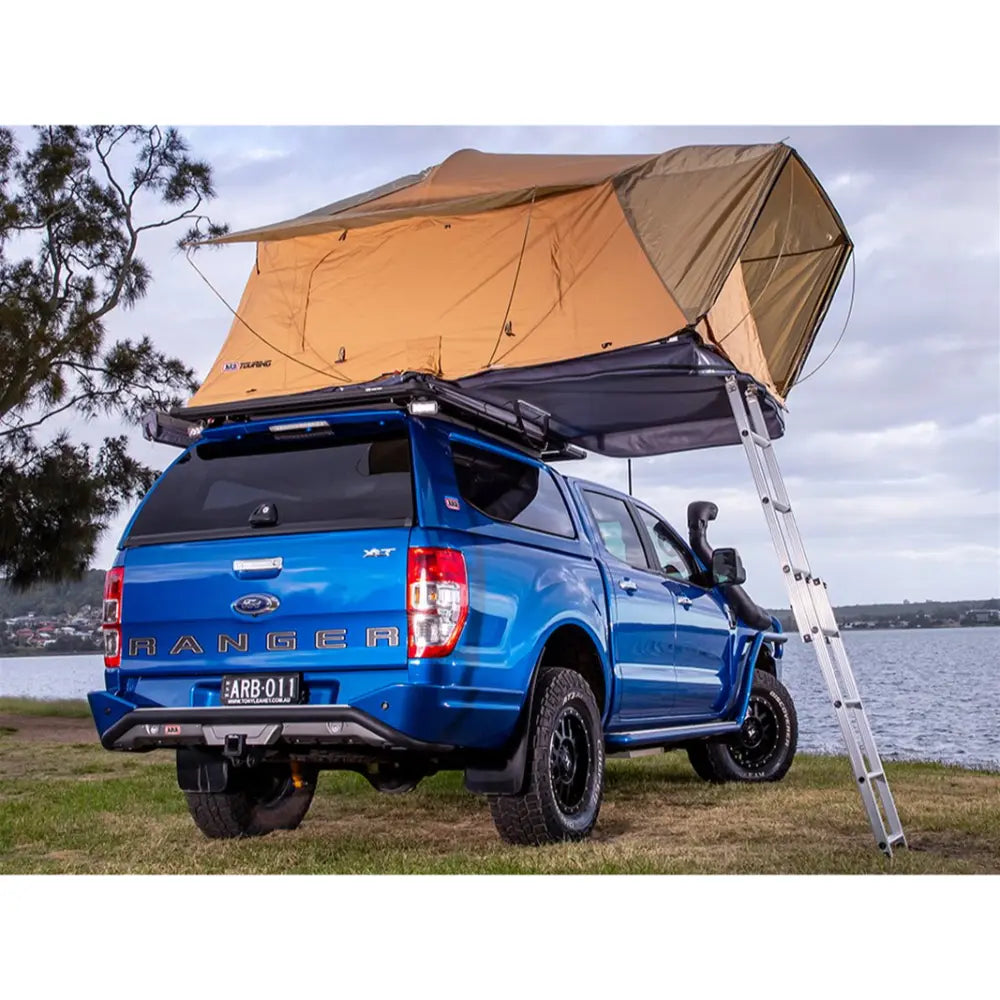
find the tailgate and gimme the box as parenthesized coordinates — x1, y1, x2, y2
(119, 530, 410, 672)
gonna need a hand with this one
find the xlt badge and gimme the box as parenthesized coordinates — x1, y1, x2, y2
(232, 593, 280, 617)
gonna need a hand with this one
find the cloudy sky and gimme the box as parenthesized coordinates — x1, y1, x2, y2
(71, 126, 999, 606)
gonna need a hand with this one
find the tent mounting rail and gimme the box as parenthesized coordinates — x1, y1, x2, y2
(149, 375, 587, 460)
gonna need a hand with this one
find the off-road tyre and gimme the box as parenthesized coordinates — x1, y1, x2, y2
(697, 670, 798, 783)
(184, 762, 318, 839)
(489, 667, 605, 845)
(685, 742, 718, 782)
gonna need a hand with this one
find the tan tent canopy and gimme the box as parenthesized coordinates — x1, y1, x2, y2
(190, 143, 851, 413)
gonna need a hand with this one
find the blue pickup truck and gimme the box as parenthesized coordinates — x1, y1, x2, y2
(89, 399, 794, 844)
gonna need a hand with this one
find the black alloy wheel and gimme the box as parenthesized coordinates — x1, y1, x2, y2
(729, 694, 781, 771)
(549, 706, 593, 816)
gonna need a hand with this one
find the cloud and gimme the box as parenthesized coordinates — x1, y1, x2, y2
(240, 147, 288, 163)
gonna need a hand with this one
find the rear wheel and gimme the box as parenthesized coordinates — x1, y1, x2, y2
(184, 761, 318, 839)
(489, 667, 605, 845)
(688, 671, 797, 783)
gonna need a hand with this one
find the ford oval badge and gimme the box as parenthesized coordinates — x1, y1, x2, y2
(232, 593, 280, 617)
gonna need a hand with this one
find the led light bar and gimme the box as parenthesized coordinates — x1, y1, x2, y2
(267, 420, 331, 433)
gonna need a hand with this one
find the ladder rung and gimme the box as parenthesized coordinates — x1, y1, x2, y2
(821, 627, 840, 638)
(864, 770, 885, 782)
(843, 699, 862, 709)
(771, 499, 791, 513)
(749, 431, 771, 448)
(887, 832, 906, 846)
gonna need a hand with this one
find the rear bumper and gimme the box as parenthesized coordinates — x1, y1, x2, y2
(91, 668, 525, 751)
(92, 696, 455, 754)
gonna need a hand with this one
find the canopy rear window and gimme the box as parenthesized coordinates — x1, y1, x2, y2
(126, 426, 413, 546)
(451, 440, 575, 539)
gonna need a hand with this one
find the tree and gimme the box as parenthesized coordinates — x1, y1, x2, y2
(0, 126, 226, 588)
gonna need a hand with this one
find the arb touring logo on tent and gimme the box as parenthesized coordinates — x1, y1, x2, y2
(221, 359, 272, 373)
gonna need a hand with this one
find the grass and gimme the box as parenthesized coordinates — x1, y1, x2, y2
(0, 697, 91, 718)
(0, 706, 997, 874)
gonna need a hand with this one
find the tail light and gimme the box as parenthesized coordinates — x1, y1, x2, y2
(407, 547, 468, 658)
(102, 567, 124, 668)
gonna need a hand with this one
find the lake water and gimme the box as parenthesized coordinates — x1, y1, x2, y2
(1, 628, 998, 770)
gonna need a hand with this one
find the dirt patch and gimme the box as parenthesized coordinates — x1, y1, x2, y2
(0, 713, 97, 744)
(906, 829, 1000, 872)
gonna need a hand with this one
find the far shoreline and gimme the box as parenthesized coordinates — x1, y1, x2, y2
(1, 649, 103, 659)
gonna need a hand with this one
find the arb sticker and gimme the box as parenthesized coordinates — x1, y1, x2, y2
(445, 496, 461, 511)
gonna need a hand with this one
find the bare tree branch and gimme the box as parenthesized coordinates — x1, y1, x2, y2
(0, 392, 98, 437)
(134, 194, 203, 234)
(93, 127, 132, 220)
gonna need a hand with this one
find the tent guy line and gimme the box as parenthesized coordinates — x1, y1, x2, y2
(183, 248, 353, 385)
(789, 253, 856, 390)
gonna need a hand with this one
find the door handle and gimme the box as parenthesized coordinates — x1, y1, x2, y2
(677, 596, 693, 608)
(619, 578, 638, 594)
(232, 557, 283, 579)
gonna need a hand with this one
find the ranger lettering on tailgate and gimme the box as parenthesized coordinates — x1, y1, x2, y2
(127, 626, 401, 656)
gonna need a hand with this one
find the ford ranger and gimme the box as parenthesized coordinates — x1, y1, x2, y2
(89, 398, 794, 844)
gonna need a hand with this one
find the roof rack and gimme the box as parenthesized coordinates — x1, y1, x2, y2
(144, 375, 588, 461)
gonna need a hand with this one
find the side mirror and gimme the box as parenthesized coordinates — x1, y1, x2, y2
(711, 547, 746, 586)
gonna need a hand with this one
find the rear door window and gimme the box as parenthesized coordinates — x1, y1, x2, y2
(450, 440, 575, 538)
(126, 426, 413, 545)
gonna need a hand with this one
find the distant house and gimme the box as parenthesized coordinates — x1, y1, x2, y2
(962, 608, 1000, 626)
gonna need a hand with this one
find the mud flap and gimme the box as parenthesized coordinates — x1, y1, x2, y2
(463, 671, 539, 796)
(176, 747, 230, 793)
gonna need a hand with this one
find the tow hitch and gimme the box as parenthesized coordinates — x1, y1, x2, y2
(222, 733, 247, 762)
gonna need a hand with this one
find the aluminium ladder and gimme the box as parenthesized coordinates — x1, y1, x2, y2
(725, 376, 907, 858)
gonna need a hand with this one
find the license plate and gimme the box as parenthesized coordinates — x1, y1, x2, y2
(221, 673, 300, 706)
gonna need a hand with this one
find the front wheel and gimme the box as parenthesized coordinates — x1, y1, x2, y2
(489, 667, 605, 845)
(183, 761, 318, 839)
(689, 670, 798, 783)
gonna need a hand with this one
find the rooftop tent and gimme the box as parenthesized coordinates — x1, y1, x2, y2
(185, 143, 852, 455)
